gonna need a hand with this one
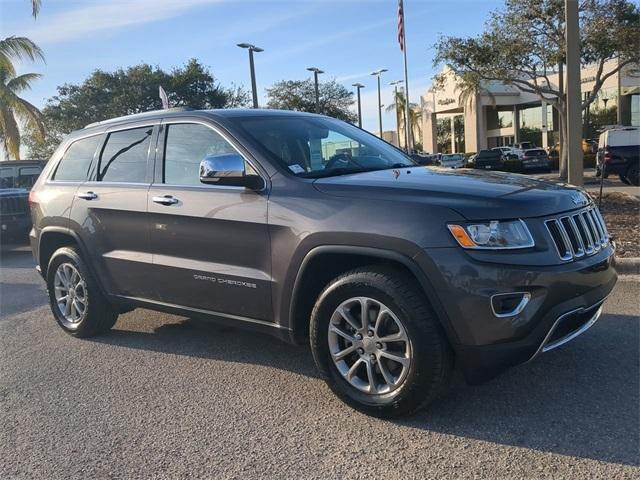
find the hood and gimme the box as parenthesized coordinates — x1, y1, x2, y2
(313, 167, 590, 220)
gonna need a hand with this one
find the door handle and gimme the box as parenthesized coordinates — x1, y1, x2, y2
(77, 191, 98, 200)
(152, 195, 179, 206)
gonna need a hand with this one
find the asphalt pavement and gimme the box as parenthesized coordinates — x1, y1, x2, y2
(1, 247, 639, 479)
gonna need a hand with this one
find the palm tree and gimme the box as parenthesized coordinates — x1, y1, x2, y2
(29, 0, 42, 17)
(0, 67, 44, 159)
(386, 89, 421, 149)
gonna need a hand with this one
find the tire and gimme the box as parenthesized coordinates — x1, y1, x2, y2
(46, 246, 118, 338)
(310, 265, 453, 418)
(626, 164, 639, 186)
(619, 173, 631, 185)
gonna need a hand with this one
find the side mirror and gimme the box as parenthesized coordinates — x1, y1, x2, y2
(199, 153, 262, 189)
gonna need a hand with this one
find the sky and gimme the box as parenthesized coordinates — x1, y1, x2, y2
(1, 0, 502, 148)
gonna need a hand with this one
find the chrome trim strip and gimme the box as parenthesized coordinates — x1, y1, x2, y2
(116, 295, 289, 330)
(528, 296, 608, 363)
(490, 292, 531, 318)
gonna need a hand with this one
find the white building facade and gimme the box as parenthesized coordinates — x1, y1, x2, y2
(421, 60, 640, 154)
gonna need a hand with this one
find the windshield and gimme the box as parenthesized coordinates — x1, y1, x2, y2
(233, 115, 415, 178)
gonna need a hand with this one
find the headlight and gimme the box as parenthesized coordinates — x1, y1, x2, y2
(447, 220, 534, 249)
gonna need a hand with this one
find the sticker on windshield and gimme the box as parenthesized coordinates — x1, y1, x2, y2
(288, 164, 305, 174)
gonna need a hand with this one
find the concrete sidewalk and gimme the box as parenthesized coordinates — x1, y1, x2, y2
(531, 168, 640, 198)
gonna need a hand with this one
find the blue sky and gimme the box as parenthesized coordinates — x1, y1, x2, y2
(1, 0, 501, 139)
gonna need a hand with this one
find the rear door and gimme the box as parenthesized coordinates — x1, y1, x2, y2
(147, 119, 272, 321)
(70, 121, 158, 298)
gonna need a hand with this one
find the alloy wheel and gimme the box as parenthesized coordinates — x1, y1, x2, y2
(53, 262, 87, 326)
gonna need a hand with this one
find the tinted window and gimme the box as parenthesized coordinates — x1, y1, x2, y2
(99, 127, 153, 183)
(53, 135, 102, 182)
(163, 123, 237, 185)
(16, 166, 42, 189)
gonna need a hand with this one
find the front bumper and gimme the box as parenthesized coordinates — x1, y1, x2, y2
(416, 245, 617, 383)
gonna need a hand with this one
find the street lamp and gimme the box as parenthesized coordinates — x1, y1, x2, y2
(389, 80, 404, 148)
(237, 43, 264, 108)
(371, 69, 388, 137)
(307, 67, 324, 113)
(352, 83, 365, 128)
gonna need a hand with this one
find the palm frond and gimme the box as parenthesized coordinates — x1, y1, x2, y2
(30, 0, 42, 18)
(6, 72, 42, 93)
(0, 36, 45, 74)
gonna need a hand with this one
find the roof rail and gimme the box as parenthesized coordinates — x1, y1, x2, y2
(84, 107, 195, 129)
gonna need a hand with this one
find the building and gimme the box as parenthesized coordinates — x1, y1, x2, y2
(421, 60, 640, 154)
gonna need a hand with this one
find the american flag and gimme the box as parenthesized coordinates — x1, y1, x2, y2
(397, 0, 405, 52)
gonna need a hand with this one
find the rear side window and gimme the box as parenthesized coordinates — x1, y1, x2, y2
(99, 126, 153, 183)
(163, 123, 237, 186)
(53, 135, 102, 182)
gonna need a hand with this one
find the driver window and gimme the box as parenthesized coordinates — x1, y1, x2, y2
(163, 123, 238, 186)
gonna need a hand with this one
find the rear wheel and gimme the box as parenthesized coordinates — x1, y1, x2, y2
(46, 246, 118, 337)
(619, 173, 631, 185)
(626, 164, 639, 186)
(310, 266, 453, 418)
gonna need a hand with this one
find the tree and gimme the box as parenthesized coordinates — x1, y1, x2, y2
(434, 0, 640, 179)
(265, 79, 357, 122)
(28, 0, 41, 17)
(385, 89, 421, 150)
(0, 67, 45, 159)
(24, 59, 249, 158)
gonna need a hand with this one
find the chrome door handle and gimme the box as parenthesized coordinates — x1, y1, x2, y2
(77, 191, 97, 200)
(152, 195, 179, 206)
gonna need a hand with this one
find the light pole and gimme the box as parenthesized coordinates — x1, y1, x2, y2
(390, 80, 404, 149)
(352, 83, 365, 128)
(307, 67, 324, 113)
(237, 43, 263, 108)
(371, 69, 388, 138)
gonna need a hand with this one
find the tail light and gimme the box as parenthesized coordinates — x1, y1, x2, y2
(603, 146, 612, 164)
(28, 190, 37, 209)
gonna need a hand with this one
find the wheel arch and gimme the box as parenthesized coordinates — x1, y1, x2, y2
(287, 245, 458, 347)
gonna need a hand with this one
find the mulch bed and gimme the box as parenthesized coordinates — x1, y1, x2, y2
(587, 192, 640, 258)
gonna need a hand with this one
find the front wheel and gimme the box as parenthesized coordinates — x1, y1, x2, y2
(626, 164, 639, 186)
(310, 266, 453, 418)
(46, 246, 118, 337)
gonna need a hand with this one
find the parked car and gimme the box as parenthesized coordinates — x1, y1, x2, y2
(492, 146, 516, 158)
(596, 127, 640, 186)
(439, 153, 465, 169)
(0, 160, 47, 245)
(471, 149, 504, 170)
(518, 148, 552, 173)
(409, 153, 436, 166)
(29, 108, 616, 417)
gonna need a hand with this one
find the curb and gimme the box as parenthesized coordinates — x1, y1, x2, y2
(615, 257, 640, 275)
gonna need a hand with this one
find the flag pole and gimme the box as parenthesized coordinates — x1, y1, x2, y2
(399, 0, 412, 153)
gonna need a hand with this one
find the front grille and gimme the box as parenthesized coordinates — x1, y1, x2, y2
(544, 206, 609, 261)
(0, 196, 28, 216)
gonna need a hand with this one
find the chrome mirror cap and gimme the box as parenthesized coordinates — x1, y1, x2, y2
(199, 153, 246, 184)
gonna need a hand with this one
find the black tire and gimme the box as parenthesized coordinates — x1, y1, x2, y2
(619, 173, 631, 185)
(626, 164, 639, 186)
(310, 265, 453, 418)
(46, 246, 118, 338)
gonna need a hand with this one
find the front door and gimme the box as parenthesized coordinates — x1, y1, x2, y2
(70, 123, 157, 299)
(147, 120, 272, 321)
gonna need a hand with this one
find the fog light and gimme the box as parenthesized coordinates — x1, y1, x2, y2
(491, 292, 531, 317)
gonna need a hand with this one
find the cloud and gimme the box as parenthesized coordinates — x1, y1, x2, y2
(21, 0, 224, 44)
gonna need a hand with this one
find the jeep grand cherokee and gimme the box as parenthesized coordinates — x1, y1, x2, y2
(29, 109, 617, 417)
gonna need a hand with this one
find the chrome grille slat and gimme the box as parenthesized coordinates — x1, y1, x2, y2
(544, 205, 609, 262)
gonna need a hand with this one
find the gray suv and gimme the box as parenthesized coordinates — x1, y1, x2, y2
(29, 109, 617, 417)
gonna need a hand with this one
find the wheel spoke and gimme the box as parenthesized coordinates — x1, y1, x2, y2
(364, 359, 377, 393)
(378, 330, 408, 343)
(55, 270, 67, 288)
(378, 357, 396, 387)
(332, 344, 356, 361)
(373, 308, 390, 335)
(379, 350, 410, 368)
(359, 297, 371, 329)
(339, 305, 361, 331)
(64, 297, 72, 316)
(329, 324, 356, 343)
(346, 358, 364, 381)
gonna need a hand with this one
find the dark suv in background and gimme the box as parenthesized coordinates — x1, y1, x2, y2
(1, 160, 46, 245)
(29, 109, 616, 417)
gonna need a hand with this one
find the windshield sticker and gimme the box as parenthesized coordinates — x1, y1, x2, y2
(288, 164, 305, 174)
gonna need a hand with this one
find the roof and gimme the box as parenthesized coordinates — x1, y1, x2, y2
(84, 107, 323, 129)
